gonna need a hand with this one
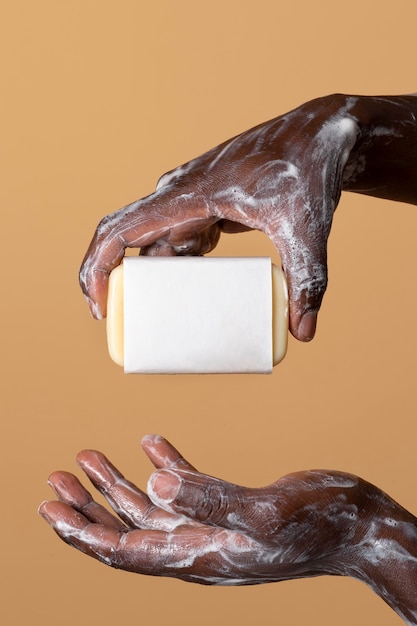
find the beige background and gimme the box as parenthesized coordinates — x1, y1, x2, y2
(2, 1, 416, 624)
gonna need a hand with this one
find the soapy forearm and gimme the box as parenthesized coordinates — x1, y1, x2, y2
(335, 491, 417, 625)
(342, 94, 417, 205)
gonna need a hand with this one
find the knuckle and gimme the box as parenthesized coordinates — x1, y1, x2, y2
(193, 482, 231, 525)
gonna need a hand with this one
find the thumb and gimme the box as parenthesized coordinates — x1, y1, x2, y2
(147, 469, 243, 528)
(278, 235, 328, 342)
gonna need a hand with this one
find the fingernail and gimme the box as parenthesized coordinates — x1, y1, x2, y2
(38, 501, 53, 521)
(149, 470, 181, 503)
(38, 501, 47, 516)
(141, 434, 162, 446)
(89, 298, 103, 321)
(298, 312, 317, 341)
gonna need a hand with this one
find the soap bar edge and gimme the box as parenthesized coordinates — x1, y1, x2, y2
(106, 258, 288, 371)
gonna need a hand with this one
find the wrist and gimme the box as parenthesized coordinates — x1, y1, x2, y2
(342, 94, 417, 205)
(340, 486, 417, 624)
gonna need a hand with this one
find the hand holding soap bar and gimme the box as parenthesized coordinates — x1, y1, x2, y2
(106, 257, 288, 374)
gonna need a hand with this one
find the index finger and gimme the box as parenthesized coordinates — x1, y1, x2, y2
(79, 187, 217, 319)
(141, 434, 197, 471)
(76, 449, 196, 532)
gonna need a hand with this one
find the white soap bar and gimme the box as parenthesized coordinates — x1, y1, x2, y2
(106, 257, 288, 374)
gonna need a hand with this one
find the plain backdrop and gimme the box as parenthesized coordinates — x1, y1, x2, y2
(2, 1, 416, 625)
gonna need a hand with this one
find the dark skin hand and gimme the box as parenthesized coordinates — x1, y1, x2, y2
(39, 435, 417, 625)
(62, 95, 417, 622)
(79, 93, 417, 340)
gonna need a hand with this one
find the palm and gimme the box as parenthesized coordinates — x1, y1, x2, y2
(40, 435, 366, 583)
